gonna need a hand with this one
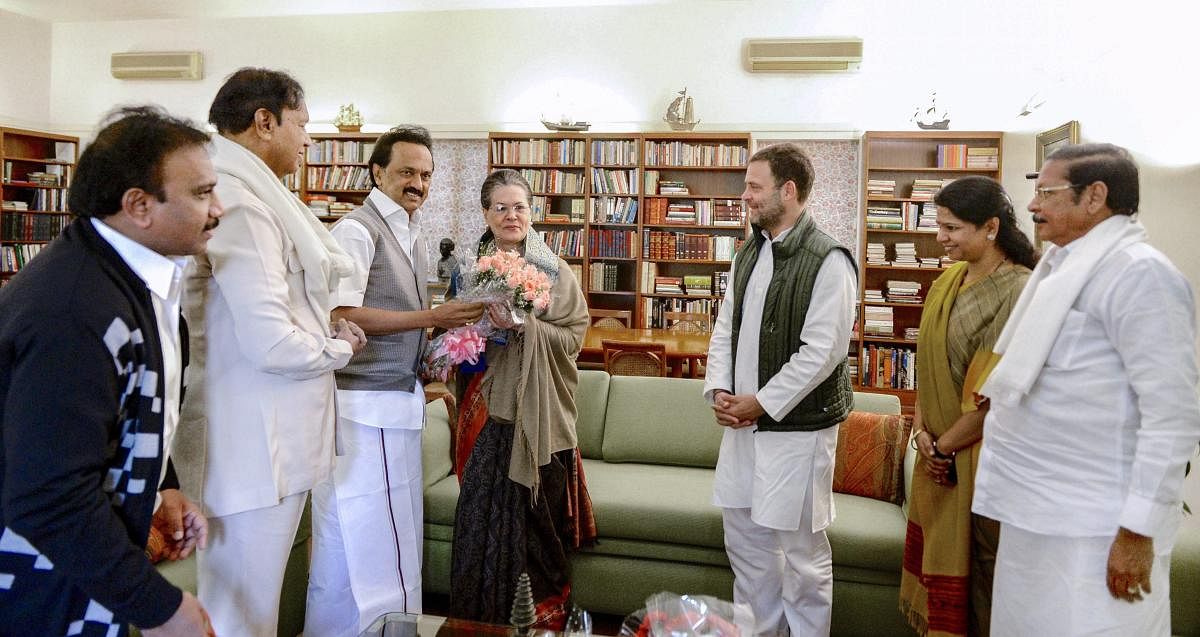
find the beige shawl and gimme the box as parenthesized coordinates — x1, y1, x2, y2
(481, 259, 588, 495)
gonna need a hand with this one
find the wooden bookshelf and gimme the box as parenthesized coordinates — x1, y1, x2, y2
(854, 130, 1003, 410)
(1, 127, 79, 283)
(487, 131, 751, 329)
(296, 132, 379, 223)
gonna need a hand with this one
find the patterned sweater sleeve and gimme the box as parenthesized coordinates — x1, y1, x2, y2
(2, 312, 182, 628)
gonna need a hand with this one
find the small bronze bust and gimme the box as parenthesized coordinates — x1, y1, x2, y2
(437, 237, 459, 284)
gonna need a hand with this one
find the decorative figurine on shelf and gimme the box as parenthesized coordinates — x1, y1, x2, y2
(664, 87, 699, 131)
(539, 92, 590, 131)
(437, 237, 459, 285)
(912, 92, 950, 130)
(333, 103, 364, 132)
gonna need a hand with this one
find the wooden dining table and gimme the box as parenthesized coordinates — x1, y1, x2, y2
(581, 325, 712, 377)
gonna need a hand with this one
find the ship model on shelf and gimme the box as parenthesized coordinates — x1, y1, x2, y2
(664, 87, 699, 131)
(539, 115, 591, 132)
(911, 92, 950, 130)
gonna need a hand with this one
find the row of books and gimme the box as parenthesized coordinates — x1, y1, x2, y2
(492, 139, 587, 165)
(307, 140, 376, 164)
(642, 198, 744, 226)
(1, 243, 44, 272)
(305, 194, 355, 218)
(3, 162, 68, 185)
(859, 345, 917, 390)
(864, 202, 937, 232)
(862, 303, 893, 337)
(307, 166, 372, 191)
(644, 142, 747, 167)
(865, 241, 946, 269)
(590, 197, 638, 224)
(935, 144, 999, 169)
(590, 168, 638, 195)
(539, 229, 583, 258)
(867, 179, 895, 197)
(886, 280, 922, 304)
(642, 230, 740, 262)
(643, 297, 719, 330)
(910, 178, 954, 201)
(518, 169, 585, 194)
(588, 228, 637, 258)
(534, 198, 586, 223)
(591, 140, 638, 166)
(589, 262, 623, 292)
(639, 264, 727, 298)
(1, 212, 70, 241)
(657, 180, 689, 195)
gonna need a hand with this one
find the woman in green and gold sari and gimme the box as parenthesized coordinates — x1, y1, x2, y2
(900, 176, 1037, 637)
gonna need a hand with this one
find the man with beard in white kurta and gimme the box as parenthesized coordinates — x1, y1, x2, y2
(704, 143, 857, 637)
(304, 125, 484, 636)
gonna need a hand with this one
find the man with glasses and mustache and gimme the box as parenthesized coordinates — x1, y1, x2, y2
(704, 143, 857, 636)
(972, 143, 1200, 635)
(304, 125, 482, 636)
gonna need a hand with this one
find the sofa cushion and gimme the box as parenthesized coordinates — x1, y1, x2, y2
(421, 398, 454, 490)
(851, 391, 902, 415)
(601, 376, 723, 468)
(580, 537, 729, 568)
(581, 458, 724, 549)
(833, 411, 912, 505)
(828, 492, 907, 579)
(574, 370, 610, 459)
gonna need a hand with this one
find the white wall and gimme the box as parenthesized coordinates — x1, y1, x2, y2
(0, 9, 51, 129)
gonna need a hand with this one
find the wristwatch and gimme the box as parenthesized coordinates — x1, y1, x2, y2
(932, 439, 954, 460)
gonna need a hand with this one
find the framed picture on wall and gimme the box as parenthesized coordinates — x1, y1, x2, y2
(1035, 120, 1081, 169)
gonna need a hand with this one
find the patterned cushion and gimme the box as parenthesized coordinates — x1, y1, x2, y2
(833, 411, 912, 505)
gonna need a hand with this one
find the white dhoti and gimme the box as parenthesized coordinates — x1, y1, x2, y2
(198, 491, 308, 637)
(306, 419, 424, 637)
(991, 524, 1171, 637)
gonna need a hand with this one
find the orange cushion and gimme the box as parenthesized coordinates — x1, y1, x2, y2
(833, 411, 912, 505)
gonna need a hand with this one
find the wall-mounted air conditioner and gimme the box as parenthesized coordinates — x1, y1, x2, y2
(111, 51, 203, 80)
(743, 38, 863, 73)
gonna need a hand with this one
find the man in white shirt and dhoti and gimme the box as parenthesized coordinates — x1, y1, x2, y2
(973, 143, 1200, 636)
(304, 125, 483, 636)
(704, 143, 857, 636)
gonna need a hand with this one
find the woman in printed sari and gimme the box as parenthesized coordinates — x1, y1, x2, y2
(449, 168, 596, 628)
(900, 176, 1037, 636)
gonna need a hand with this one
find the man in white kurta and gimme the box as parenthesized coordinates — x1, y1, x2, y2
(304, 126, 483, 636)
(704, 144, 856, 637)
(973, 144, 1200, 636)
(180, 69, 366, 637)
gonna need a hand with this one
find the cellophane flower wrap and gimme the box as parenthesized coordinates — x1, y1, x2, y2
(422, 250, 553, 382)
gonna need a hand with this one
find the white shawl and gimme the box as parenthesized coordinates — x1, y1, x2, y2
(208, 135, 355, 319)
(979, 215, 1147, 404)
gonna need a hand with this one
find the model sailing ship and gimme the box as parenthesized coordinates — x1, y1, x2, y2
(664, 88, 699, 131)
(912, 92, 950, 130)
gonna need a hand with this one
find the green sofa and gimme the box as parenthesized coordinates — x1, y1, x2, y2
(421, 370, 916, 636)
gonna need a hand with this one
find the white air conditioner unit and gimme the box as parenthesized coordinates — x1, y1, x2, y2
(111, 51, 203, 80)
(743, 38, 863, 73)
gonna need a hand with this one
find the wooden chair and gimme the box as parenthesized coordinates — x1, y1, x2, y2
(664, 311, 710, 377)
(602, 340, 668, 377)
(663, 311, 711, 334)
(589, 308, 632, 330)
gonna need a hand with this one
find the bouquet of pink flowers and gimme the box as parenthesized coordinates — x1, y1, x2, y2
(423, 250, 553, 381)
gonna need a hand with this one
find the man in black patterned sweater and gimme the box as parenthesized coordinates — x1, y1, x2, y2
(0, 107, 222, 636)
